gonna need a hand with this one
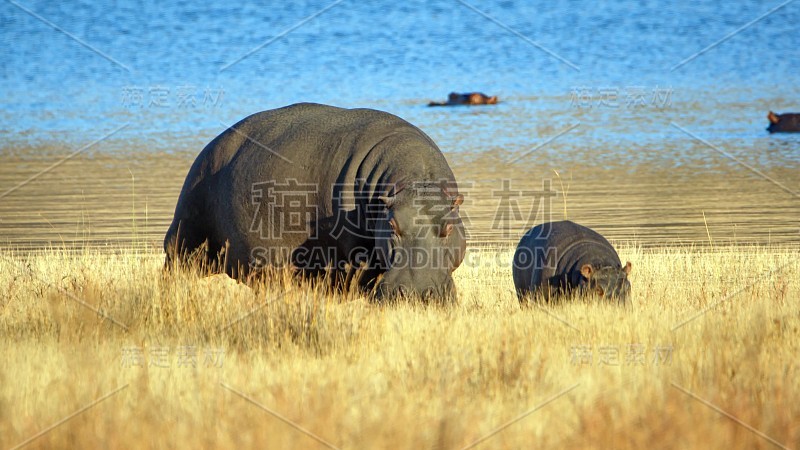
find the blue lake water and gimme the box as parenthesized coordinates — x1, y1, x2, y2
(2, 0, 799, 161)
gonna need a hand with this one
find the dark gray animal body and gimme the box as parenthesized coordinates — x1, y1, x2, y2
(767, 111, 800, 133)
(512, 221, 631, 302)
(428, 92, 498, 107)
(164, 103, 466, 300)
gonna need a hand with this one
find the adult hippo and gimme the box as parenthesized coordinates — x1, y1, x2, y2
(512, 221, 631, 303)
(428, 92, 498, 107)
(164, 103, 466, 301)
(767, 111, 800, 133)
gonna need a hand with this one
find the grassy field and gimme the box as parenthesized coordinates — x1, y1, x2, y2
(1, 244, 798, 449)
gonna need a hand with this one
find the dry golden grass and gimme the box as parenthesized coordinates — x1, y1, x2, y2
(1, 244, 798, 449)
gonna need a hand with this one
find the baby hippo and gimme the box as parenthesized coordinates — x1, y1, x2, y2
(512, 221, 631, 303)
(428, 92, 498, 107)
(767, 111, 800, 133)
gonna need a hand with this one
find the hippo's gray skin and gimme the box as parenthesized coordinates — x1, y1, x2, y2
(512, 221, 631, 303)
(767, 111, 800, 133)
(164, 103, 466, 301)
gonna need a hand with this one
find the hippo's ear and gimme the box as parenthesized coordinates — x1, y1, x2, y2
(768, 111, 780, 124)
(580, 264, 593, 279)
(440, 181, 464, 209)
(623, 261, 632, 275)
(378, 195, 395, 209)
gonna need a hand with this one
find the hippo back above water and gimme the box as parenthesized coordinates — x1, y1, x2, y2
(428, 92, 498, 107)
(512, 220, 631, 303)
(164, 103, 467, 301)
(767, 111, 800, 133)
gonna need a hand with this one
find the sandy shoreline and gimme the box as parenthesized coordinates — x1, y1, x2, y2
(1, 146, 798, 252)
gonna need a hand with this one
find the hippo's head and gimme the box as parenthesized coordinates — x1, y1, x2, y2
(468, 93, 484, 104)
(467, 93, 498, 105)
(767, 111, 781, 133)
(767, 111, 800, 133)
(578, 262, 631, 303)
(373, 182, 466, 302)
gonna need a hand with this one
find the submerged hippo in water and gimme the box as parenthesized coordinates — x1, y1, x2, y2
(512, 221, 631, 303)
(164, 103, 467, 301)
(767, 111, 800, 133)
(428, 92, 498, 107)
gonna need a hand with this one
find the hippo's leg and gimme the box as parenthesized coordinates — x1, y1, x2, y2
(220, 239, 256, 281)
(287, 236, 352, 292)
(343, 263, 376, 293)
(164, 219, 219, 274)
(354, 266, 383, 293)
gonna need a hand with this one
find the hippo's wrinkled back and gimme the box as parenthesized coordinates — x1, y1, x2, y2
(164, 103, 466, 301)
(513, 220, 629, 302)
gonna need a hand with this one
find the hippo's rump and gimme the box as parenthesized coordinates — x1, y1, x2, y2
(165, 103, 458, 276)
